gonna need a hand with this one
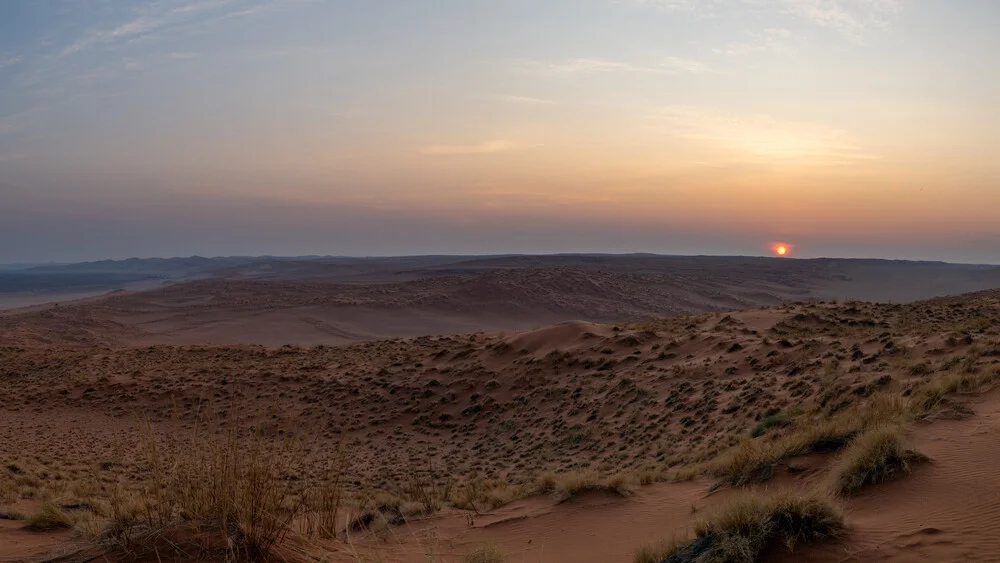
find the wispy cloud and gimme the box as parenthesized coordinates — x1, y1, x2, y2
(716, 28, 797, 55)
(0, 108, 43, 136)
(774, 0, 905, 40)
(521, 56, 710, 75)
(58, 0, 259, 57)
(495, 95, 556, 105)
(637, 0, 907, 41)
(0, 55, 22, 70)
(655, 105, 878, 164)
(420, 141, 542, 156)
(635, 0, 727, 15)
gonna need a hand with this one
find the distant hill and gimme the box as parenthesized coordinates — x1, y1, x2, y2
(2, 254, 999, 346)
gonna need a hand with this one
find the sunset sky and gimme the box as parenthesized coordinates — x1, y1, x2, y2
(1, 1, 998, 263)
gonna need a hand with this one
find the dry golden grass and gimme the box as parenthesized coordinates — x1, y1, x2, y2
(635, 537, 686, 563)
(88, 418, 312, 561)
(913, 370, 1000, 415)
(830, 425, 927, 495)
(705, 412, 864, 487)
(705, 389, 932, 489)
(536, 470, 638, 502)
(464, 542, 506, 563)
(637, 491, 844, 563)
(449, 479, 533, 512)
(23, 502, 73, 531)
(0, 506, 25, 521)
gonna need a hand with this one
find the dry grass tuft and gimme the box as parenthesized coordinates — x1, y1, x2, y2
(450, 478, 533, 512)
(93, 417, 309, 561)
(536, 470, 637, 502)
(707, 392, 917, 488)
(0, 506, 26, 521)
(830, 425, 927, 495)
(23, 502, 73, 531)
(464, 542, 506, 563)
(635, 537, 687, 563)
(637, 492, 843, 563)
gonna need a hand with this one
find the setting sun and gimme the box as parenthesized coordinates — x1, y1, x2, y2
(773, 243, 790, 257)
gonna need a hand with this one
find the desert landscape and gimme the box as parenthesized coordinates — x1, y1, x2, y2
(4, 1, 998, 561)
(3, 255, 1000, 562)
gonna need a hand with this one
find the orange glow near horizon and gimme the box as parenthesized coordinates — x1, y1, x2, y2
(773, 243, 790, 257)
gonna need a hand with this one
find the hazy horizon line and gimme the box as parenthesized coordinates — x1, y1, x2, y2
(6, 252, 998, 268)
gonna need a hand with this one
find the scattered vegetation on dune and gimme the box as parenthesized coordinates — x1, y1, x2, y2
(830, 424, 927, 495)
(705, 407, 881, 488)
(3, 295, 1000, 559)
(636, 492, 844, 563)
(703, 378, 988, 490)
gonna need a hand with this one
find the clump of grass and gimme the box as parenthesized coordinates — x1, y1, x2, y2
(749, 413, 790, 438)
(536, 470, 637, 502)
(347, 491, 407, 532)
(97, 417, 309, 561)
(464, 542, 506, 563)
(707, 439, 779, 487)
(708, 394, 913, 488)
(830, 425, 927, 495)
(450, 478, 533, 512)
(0, 506, 26, 521)
(300, 433, 351, 540)
(637, 492, 844, 563)
(23, 502, 73, 531)
(635, 537, 686, 563)
(912, 370, 1000, 416)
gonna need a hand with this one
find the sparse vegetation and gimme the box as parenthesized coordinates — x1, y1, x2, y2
(4, 291, 1000, 559)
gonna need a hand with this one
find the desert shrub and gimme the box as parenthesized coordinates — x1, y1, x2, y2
(638, 492, 843, 563)
(831, 425, 927, 495)
(23, 502, 73, 531)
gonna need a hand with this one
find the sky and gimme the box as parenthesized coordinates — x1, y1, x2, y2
(1, 0, 998, 263)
